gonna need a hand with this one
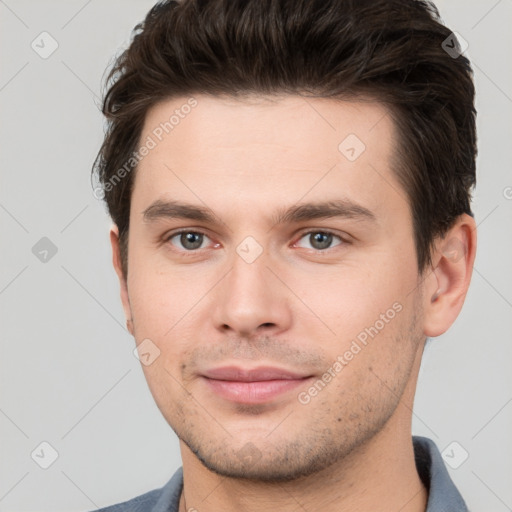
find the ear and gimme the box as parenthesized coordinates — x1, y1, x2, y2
(110, 225, 134, 335)
(422, 213, 477, 338)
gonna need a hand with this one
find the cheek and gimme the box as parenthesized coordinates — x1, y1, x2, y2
(325, 297, 421, 409)
(127, 265, 203, 337)
(294, 257, 421, 391)
(129, 277, 170, 337)
(295, 261, 410, 339)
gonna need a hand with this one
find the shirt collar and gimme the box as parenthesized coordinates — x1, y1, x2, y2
(413, 436, 468, 511)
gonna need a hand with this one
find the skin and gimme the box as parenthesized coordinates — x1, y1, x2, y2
(110, 94, 477, 512)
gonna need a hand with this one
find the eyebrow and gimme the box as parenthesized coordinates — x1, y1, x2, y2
(142, 199, 377, 226)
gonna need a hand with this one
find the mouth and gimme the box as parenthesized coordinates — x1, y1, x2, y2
(200, 366, 314, 404)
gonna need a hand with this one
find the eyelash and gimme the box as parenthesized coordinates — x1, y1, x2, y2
(163, 228, 349, 255)
(294, 229, 348, 251)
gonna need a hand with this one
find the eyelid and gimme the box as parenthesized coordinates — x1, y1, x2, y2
(164, 228, 211, 242)
(162, 227, 351, 254)
(292, 228, 350, 247)
(163, 228, 218, 253)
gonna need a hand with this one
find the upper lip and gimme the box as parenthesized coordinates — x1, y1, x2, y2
(202, 366, 311, 382)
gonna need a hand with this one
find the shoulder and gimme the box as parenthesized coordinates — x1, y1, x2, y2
(92, 488, 162, 512)
(89, 467, 183, 512)
(413, 436, 469, 512)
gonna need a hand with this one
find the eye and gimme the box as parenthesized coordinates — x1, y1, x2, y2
(167, 230, 212, 251)
(295, 231, 344, 251)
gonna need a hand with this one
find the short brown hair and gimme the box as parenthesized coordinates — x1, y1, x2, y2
(92, 0, 477, 278)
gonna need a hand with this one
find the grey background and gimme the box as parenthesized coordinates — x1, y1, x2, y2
(1, 0, 511, 510)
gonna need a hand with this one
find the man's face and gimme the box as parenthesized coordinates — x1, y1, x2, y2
(118, 94, 428, 480)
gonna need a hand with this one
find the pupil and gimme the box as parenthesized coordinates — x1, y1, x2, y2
(312, 232, 332, 249)
(181, 232, 202, 249)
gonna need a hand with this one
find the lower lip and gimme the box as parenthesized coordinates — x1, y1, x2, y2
(203, 377, 311, 404)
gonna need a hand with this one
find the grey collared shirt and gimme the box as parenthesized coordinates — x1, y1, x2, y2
(92, 436, 468, 512)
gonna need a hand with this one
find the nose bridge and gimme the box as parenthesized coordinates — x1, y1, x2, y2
(226, 245, 273, 309)
(230, 246, 268, 294)
(212, 243, 291, 335)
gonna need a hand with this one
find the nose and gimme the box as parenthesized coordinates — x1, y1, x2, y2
(212, 249, 292, 338)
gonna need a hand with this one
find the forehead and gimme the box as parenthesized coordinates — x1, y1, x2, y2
(141, 93, 393, 158)
(132, 94, 406, 224)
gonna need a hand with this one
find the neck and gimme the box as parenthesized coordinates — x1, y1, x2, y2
(179, 418, 427, 512)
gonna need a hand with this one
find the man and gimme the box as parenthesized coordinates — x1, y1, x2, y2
(91, 0, 477, 510)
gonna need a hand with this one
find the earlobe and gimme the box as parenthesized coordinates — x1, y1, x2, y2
(422, 214, 477, 338)
(110, 225, 134, 336)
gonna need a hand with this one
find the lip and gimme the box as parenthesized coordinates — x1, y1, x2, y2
(201, 366, 313, 404)
(202, 366, 309, 382)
